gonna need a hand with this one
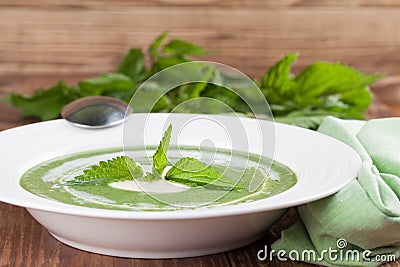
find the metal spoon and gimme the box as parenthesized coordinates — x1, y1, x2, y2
(61, 96, 132, 129)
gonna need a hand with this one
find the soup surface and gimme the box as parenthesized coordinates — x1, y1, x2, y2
(20, 146, 297, 211)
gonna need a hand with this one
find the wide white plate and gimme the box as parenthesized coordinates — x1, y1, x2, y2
(0, 113, 361, 258)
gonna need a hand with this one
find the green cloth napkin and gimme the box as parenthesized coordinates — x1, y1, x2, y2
(272, 117, 400, 266)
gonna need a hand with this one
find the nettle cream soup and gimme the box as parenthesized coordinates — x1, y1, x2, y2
(20, 146, 297, 211)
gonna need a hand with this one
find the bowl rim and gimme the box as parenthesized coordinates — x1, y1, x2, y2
(0, 114, 361, 220)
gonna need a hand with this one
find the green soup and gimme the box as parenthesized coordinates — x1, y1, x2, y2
(20, 146, 297, 211)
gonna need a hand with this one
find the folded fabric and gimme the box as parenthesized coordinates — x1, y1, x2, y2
(272, 117, 400, 266)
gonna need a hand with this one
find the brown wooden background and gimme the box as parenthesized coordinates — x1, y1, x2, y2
(0, 1, 399, 266)
(1, 0, 400, 94)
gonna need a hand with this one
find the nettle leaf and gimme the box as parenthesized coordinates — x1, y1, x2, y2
(166, 157, 244, 190)
(294, 63, 381, 108)
(260, 54, 382, 127)
(130, 83, 172, 113)
(337, 86, 372, 119)
(295, 62, 381, 96)
(293, 63, 381, 119)
(62, 156, 143, 186)
(149, 33, 208, 75)
(201, 86, 250, 114)
(152, 125, 172, 175)
(275, 115, 328, 130)
(172, 64, 216, 106)
(116, 49, 146, 82)
(141, 172, 162, 182)
(163, 39, 207, 57)
(151, 56, 190, 72)
(8, 81, 79, 121)
(261, 53, 297, 97)
(78, 73, 135, 96)
(149, 32, 168, 57)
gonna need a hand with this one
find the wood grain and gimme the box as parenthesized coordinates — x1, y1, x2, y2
(1, 0, 400, 96)
(2, 0, 400, 8)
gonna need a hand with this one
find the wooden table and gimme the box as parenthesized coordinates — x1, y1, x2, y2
(0, 84, 398, 267)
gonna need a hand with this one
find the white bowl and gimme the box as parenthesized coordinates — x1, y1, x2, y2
(0, 113, 361, 258)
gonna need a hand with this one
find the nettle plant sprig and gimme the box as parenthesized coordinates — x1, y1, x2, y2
(61, 125, 244, 191)
(3, 33, 382, 130)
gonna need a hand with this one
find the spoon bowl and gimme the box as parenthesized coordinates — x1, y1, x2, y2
(61, 96, 132, 128)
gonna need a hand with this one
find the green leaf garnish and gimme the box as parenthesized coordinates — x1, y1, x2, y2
(152, 125, 172, 175)
(62, 156, 143, 186)
(141, 172, 162, 182)
(165, 157, 244, 190)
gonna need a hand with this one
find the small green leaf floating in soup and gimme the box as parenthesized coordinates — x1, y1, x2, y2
(60, 156, 143, 186)
(166, 157, 244, 190)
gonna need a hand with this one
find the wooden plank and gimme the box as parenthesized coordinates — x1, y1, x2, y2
(1, 6, 399, 97)
(0, 74, 92, 95)
(1, 0, 400, 8)
(372, 77, 400, 116)
(0, 0, 298, 8)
